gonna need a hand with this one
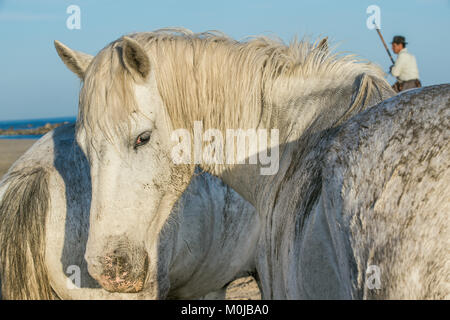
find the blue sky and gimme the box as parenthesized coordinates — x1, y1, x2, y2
(0, 0, 449, 121)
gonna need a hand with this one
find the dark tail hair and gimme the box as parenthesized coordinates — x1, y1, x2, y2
(0, 168, 53, 299)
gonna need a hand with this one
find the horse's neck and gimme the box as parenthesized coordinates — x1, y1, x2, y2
(228, 75, 392, 298)
(217, 77, 358, 212)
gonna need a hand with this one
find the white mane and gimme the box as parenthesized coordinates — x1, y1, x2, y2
(78, 28, 386, 142)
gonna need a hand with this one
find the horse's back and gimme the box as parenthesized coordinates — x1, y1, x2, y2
(0, 124, 82, 299)
(323, 84, 450, 299)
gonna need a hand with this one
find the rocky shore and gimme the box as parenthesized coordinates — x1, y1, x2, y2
(0, 122, 69, 136)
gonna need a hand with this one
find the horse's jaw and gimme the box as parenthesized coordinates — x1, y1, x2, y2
(139, 195, 180, 299)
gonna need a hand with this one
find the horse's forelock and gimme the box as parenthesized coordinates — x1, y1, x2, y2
(78, 41, 140, 146)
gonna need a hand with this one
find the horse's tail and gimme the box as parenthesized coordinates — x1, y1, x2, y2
(0, 167, 53, 299)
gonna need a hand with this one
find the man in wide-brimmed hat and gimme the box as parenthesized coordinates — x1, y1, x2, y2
(389, 35, 421, 92)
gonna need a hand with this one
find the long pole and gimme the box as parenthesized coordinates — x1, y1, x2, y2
(375, 26, 395, 64)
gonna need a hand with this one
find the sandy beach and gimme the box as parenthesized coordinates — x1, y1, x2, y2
(0, 139, 36, 178)
(0, 139, 260, 299)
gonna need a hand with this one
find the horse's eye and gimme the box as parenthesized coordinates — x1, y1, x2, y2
(134, 131, 151, 149)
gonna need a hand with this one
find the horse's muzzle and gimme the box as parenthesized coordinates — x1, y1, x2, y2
(89, 244, 149, 293)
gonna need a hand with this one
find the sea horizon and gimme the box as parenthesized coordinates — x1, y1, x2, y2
(0, 116, 77, 139)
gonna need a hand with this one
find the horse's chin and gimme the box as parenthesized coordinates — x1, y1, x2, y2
(98, 276, 146, 293)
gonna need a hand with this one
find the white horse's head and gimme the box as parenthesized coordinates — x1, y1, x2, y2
(54, 31, 341, 295)
(54, 37, 194, 296)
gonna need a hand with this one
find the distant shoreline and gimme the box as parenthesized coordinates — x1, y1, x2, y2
(0, 117, 76, 139)
(0, 122, 68, 138)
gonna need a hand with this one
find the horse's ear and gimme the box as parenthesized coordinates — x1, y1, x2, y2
(317, 37, 328, 52)
(54, 40, 93, 80)
(121, 36, 150, 80)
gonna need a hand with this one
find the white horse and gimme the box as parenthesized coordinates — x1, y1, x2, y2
(0, 123, 260, 299)
(54, 29, 449, 299)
